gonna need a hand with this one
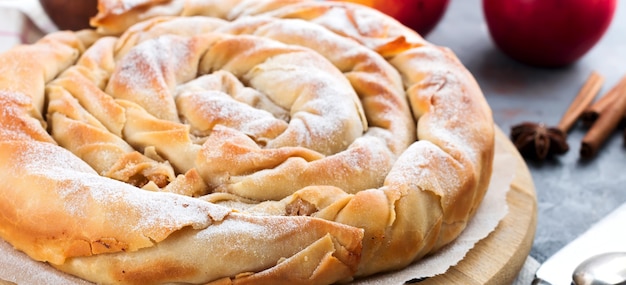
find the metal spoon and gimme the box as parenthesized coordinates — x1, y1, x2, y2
(572, 252, 626, 285)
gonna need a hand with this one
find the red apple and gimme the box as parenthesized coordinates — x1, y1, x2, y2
(483, 0, 617, 67)
(40, 0, 99, 30)
(337, 0, 450, 37)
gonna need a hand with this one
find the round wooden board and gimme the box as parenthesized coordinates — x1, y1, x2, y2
(420, 128, 538, 285)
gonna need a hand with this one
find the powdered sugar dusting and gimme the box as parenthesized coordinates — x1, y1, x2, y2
(195, 215, 306, 262)
(13, 141, 228, 241)
(391, 46, 482, 164)
(16, 141, 95, 177)
(244, 50, 366, 155)
(177, 90, 288, 142)
(0, 91, 47, 141)
(385, 140, 460, 199)
(107, 35, 200, 121)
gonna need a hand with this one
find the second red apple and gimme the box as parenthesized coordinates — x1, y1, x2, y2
(483, 0, 617, 67)
(337, 0, 450, 37)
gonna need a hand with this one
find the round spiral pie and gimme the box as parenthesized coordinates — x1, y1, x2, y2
(0, 0, 495, 284)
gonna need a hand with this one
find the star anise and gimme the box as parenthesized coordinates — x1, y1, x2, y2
(511, 122, 569, 161)
(509, 72, 604, 161)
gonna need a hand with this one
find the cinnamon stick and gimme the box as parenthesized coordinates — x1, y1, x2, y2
(581, 79, 622, 126)
(580, 75, 626, 158)
(557, 71, 604, 132)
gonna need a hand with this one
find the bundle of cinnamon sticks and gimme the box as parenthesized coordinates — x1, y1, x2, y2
(578, 73, 626, 158)
(510, 71, 626, 161)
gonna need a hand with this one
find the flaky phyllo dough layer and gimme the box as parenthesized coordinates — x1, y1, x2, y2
(0, 0, 494, 284)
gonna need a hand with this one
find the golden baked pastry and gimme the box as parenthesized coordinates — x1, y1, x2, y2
(0, 0, 494, 284)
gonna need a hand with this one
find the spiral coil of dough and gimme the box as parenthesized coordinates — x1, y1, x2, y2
(0, 0, 494, 284)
